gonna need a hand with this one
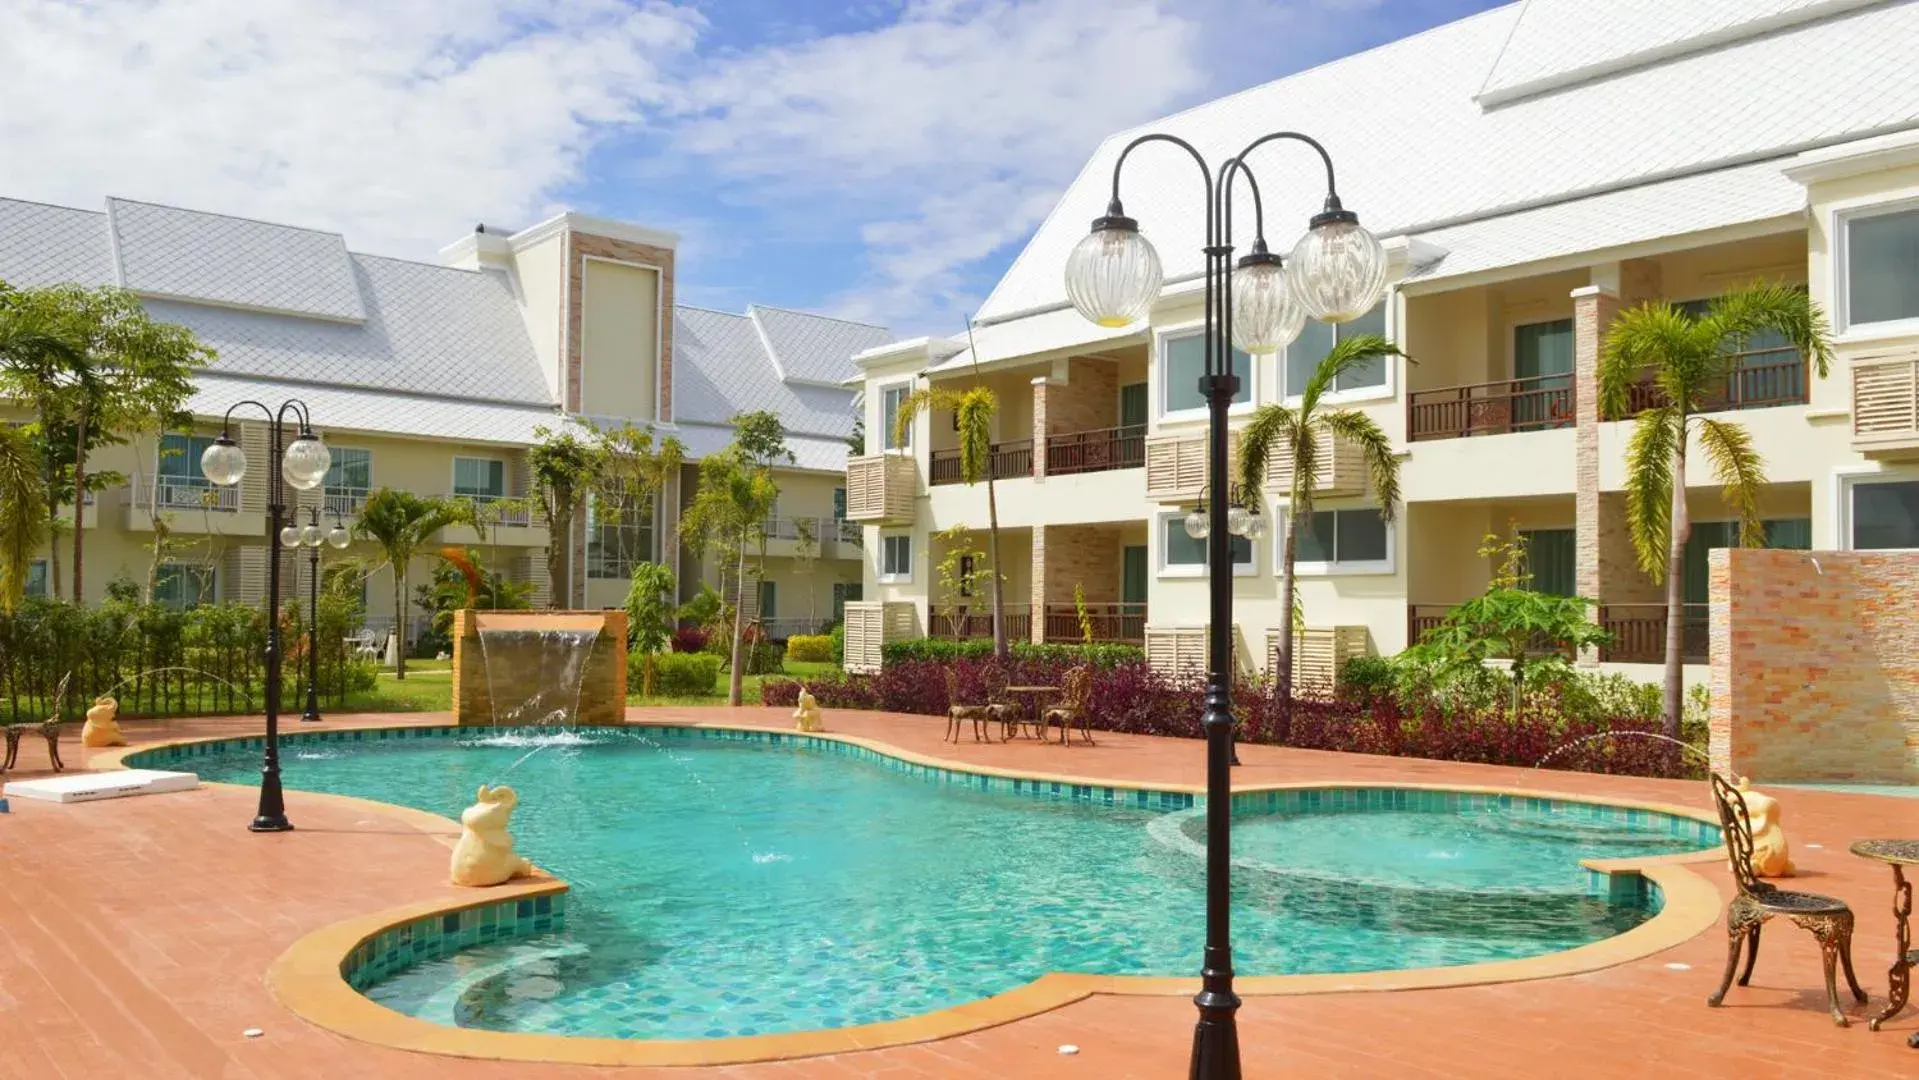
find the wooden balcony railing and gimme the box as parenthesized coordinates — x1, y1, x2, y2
(929, 440, 1034, 485)
(1406, 604, 1451, 647)
(1618, 347, 1806, 417)
(1046, 425, 1146, 476)
(930, 604, 1033, 643)
(1408, 374, 1574, 442)
(1599, 603, 1709, 664)
(1042, 602, 1147, 645)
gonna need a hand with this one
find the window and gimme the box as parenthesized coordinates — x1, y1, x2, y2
(453, 457, 506, 501)
(958, 554, 975, 597)
(880, 384, 912, 451)
(1292, 507, 1392, 573)
(585, 495, 654, 580)
(1844, 206, 1919, 328)
(1852, 480, 1919, 549)
(1684, 518, 1814, 601)
(157, 433, 220, 508)
(25, 559, 48, 598)
(759, 580, 777, 619)
(1161, 331, 1251, 415)
(1286, 301, 1389, 398)
(1519, 528, 1576, 597)
(833, 487, 847, 521)
(1160, 514, 1254, 576)
(880, 534, 913, 582)
(154, 563, 215, 609)
(1121, 545, 1148, 604)
(1120, 383, 1148, 431)
(832, 582, 862, 622)
(325, 448, 372, 513)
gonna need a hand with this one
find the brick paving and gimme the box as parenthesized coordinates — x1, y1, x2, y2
(1, 706, 1914, 1078)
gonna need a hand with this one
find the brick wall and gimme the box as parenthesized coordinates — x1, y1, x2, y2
(565, 232, 675, 420)
(1045, 357, 1118, 436)
(1572, 285, 1618, 663)
(1709, 548, 1919, 783)
(453, 609, 628, 727)
(1597, 493, 1663, 604)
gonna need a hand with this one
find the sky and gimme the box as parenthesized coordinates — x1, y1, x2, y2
(0, 0, 1509, 338)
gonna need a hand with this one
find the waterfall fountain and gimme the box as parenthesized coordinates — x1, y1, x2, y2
(451, 610, 629, 729)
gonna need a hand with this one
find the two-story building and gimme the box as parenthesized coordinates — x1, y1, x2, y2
(0, 195, 888, 641)
(844, 0, 1919, 682)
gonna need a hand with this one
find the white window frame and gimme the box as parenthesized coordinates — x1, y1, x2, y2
(1833, 194, 1919, 341)
(1280, 293, 1398, 408)
(879, 381, 913, 453)
(1157, 511, 1258, 579)
(451, 455, 507, 501)
(1836, 468, 1919, 551)
(25, 558, 49, 598)
(878, 532, 914, 583)
(1155, 322, 1257, 424)
(154, 562, 218, 608)
(1282, 503, 1397, 577)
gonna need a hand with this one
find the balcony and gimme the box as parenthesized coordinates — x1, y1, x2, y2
(758, 515, 862, 560)
(1145, 432, 1239, 503)
(1617, 347, 1808, 418)
(1046, 425, 1145, 476)
(1409, 375, 1573, 442)
(845, 454, 917, 523)
(1042, 601, 1146, 645)
(929, 603, 1033, 643)
(324, 488, 370, 517)
(1263, 428, 1369, 497)
(930, 441, 1032, 485)
(1852, 351, 1919, 458)
(443, 494, 548, 548)
(1599, 603, 1708, 665)
(135, 478, 239, 513)
(126, 478, 254, 534)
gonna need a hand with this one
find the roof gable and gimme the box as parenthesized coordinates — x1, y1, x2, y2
(106, 198, 366, 321)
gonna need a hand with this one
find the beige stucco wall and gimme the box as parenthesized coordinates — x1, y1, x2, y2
(579, 258, 660, 422)
(510, 232, 566, 402)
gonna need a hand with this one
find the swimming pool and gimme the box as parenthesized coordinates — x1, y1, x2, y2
(144, 726, 1716, 1042)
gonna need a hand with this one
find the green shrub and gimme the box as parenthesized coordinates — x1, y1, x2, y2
(655, 653, 722, 696)
(828, 622, 845, 665)
(1337, 655, 1394, 706)
(786, 634, 833, 663)
(879, 637, 1143, 668)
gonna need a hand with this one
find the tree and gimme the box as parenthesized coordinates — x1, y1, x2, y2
(1598, 283, 1833, 737)
(893, 381, 1011, 655)
(623, 561, 677, 696)
(1239, 333, 1404, 739)
(0, 423, 48, 613)
(353, 488, 476, 679)
(418, 547, 533, 641)
(527, 426, 607, 609)
(1412, 590, 1613, 720)
(932, 524, 988, 638)
(731, 409, 792, 626)
(596, 421, 686, 577)
(0, 284, 211, 603)
(678, 448, 777, 705)
(791, 517, 819, 630)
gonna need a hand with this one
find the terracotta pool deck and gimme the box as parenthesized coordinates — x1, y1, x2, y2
(2, 706, 1915, 1078)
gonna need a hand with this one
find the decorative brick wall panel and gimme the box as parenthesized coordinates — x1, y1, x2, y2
(1572, 285, 1618, 664)
(1709, 548, 1919, 783)
(565, 232, 676, 420)
(1597, 493, 1662, 604)
(1031, 377, 1049, 478)
(1045, 358, 1118, 437)
(1037, 525, 1119, 605)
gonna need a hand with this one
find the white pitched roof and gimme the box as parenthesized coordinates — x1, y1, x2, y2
(0, 199, 114, 286)
(189, 374, 566, 446)
(978, 0, 1919, 324)
(673, 420, 851, 474)
(748, 304, 892, 387)
(673, 306, 887, 455)
(106, 198, 366, 321)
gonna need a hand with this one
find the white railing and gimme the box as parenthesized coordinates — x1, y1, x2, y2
(759, 515, 853, 545)
(450, 493, 542, 528)
(324, 488, 369, 516)
(762, 616, 827, 640)
(134, 478, 240, 512)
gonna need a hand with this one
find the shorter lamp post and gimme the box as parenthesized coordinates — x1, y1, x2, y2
(287, 507, 352, 723)
(1183, 483, 1265, 767)
(199, 401, 331, 832)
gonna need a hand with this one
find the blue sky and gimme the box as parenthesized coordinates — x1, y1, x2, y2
(4, 0, 1510, 337)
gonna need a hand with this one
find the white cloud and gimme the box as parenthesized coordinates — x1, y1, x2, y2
(0, 0, 703, 255)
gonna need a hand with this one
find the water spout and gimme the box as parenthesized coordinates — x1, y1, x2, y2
(1532, 731, 1712, 772)
(473, 614, 603, 731)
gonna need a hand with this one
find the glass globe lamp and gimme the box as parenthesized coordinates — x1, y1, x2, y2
(200, 435, 247, 487)
(327, 525, 351, 550)
(1065, 205, 1163, 329)
(281, 433, 332, 491)
(1226, 504, 1252, 537)
(1288, 202, 1388, 323)
(1230, 246, 1306, 354)
(1240, 510, 1267, 541)
(279, 525, 301, 547)
(1183, 505, 1210, 540)
(300, 524, 323, 548)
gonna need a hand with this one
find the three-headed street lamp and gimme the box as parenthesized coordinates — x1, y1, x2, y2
(1062, 130, 1388, 1080)
(199, 400, 331, 832)
(284, 506, 352, 723)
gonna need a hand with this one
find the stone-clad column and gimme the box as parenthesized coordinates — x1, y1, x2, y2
(1571, 284, 1619, 665)
(1031, 376, 1050, 479)
(1030, 526, 1049, 643)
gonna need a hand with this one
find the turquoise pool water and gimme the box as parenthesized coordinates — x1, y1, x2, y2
(176, 727, 1709, 1041)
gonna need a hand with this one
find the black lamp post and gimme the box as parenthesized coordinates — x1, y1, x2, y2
(199, 400, 333, 832)
(290, 506, 352, 723)
(1062, 131, 1388, 1080)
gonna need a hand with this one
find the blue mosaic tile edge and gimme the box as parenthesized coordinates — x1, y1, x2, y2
(342, 892, 566, 991)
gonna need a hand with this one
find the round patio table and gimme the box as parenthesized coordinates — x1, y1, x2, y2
(1001, 686, 1058, 742)
(1849, 839, 1919, 1046)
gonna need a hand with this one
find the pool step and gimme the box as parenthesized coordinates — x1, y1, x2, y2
(415, 941, 588, 1028)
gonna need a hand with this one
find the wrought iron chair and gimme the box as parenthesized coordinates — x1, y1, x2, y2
(1707, 772, 1866, 1025)
(1042, 665, 1095, 745)
(943, 667, 993, 743)
(3, 672, 70, 774)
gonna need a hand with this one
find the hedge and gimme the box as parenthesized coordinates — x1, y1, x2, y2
(879, 638, 1143, 668)
(655, 653, 722, 696)
(761, 657, 1703, 779)
(785, 634, 834, 663)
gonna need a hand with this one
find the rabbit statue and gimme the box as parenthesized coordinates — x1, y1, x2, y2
(793, 686, 824, 732)
(81, 696, 127, 748)
(450, 784, 534, 887)
(1738, 777, 1795, 878)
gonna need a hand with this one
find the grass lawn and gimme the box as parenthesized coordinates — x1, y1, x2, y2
(335, 658, 840, 714)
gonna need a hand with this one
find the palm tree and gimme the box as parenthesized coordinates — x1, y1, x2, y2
(1598, 283, 1832, 737)
(893, 382, 1010, 655)
(353, 488, 475, 679)
(1239, 333, 1404, 739)
(0, 423, 49, 613)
